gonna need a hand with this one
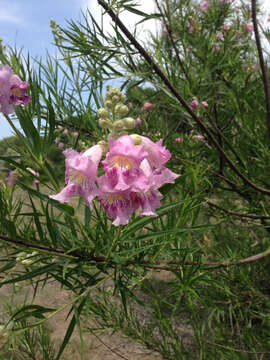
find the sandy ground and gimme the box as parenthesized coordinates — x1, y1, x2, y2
(0, 277, 163, 360)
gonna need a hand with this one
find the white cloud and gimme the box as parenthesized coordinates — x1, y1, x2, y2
(81, 0, 158, 43)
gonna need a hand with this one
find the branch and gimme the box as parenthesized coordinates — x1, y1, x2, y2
(97, 0, 270, 195)
(251, 0, 270, 139)
(207, 201, 270, 220)
(1, 234, 270, 272)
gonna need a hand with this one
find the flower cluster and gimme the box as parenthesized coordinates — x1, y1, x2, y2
(51, 135, 179, 226)
(51, 88, 179, 226)
(0, 65, 30, 114)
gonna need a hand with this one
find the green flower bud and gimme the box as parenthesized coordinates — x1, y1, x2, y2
(99, 118, 112, 129)
(118, 105, 129, 116)
(105, 100, 113, 110)
(16, 252, 27, 262)
(113, 120, 125, 131)
(50, 19, 56, 27)
(22, 259, 33, 266)
(124, 117, 135, 129)
(130, 134, 142, 145)
(97, 108, 109, 119)
(112, 95, 120, 103)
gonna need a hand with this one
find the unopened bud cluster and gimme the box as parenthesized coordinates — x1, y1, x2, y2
(98, 87, 136, 138)
(16, 251, 39, 266)
(50, 19, 63, 42)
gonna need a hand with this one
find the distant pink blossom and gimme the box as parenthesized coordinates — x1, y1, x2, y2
(200, 1, 209, 12)
(58, 125, 63, 130)
(141, 102, 154, 111)
(173, 136, 183, 144)
(72, 131, 79, 137)
(63, 129, 68, 135)
(188, 24, 194, 33)
(190, 99, 199, 109)
(27, 168, 40, 178)
(135, 117, 142, 127)
(55, 137, 60, 144)
(223, 24, 229, 32)
(190, 130, 204, 142)
(58, 142, 64, 148)
(202, 101, 209, 108)
(32, 179, 40, 186)
(0, 65, 30, 114)
(217, 32, 224, 41)
(252, 64, 258, 71)
(7, 171, 18, 185)
(244, 24, 253, 33)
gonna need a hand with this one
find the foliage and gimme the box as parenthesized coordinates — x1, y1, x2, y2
(1, 0, 270, 359)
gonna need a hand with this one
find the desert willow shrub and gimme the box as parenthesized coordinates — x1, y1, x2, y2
(1, 0, 270, 359)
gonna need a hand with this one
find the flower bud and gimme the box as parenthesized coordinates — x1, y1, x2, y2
(112, 95, 120, 103)
(99, 118, 112, 129)
(22, 259, 33, 266)
(50, 19, 56, 27)
(115, 104, 128, 116)
(123, 117, 135, 129)
(141, 102, 154, 111)
(105, 100, 113, 110)
(135, 117, 142, 127)
(130, 134, 142, 145)
(98, 108, 109, 119)
(113, 120, 124, 131)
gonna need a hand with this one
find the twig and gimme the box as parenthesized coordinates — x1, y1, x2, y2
(97, 0, 270, 195)
(154, 0, 190, 81)
(207, 201, 270, 220)
(88, 328, 130, 360)
(205, 340, 270, 354)
(251, 0, 270, 139)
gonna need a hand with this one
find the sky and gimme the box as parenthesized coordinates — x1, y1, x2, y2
(0, 0, 270, 139)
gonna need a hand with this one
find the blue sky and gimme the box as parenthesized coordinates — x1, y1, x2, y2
(0, 0, 270, 139)
(0, 0, 90, 139)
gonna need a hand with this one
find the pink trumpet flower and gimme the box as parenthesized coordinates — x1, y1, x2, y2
(50, 145, 103, 207)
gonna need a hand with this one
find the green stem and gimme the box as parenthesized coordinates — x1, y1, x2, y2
(4, 114, 38, 163)
(106, 227, 122, 262)
(73, 214, 95, 249)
